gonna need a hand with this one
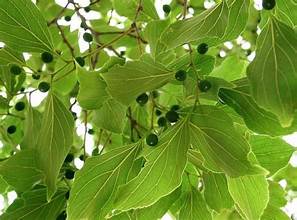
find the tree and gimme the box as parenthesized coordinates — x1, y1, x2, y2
(0, 0, 296, 219)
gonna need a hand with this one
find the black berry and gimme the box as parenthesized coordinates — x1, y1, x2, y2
(38, 82, 50, 93)
(163, 4, 171, 14)
(75, 57, 85, 67)
(83, 32, 93, 43)
(84, 6, 91, 12)
(10, 64, 22, 75)
(65, 169, 75, 180)
(175, 70, 187, 81)
(262, 0, 276, 10)
(170, 105, 180, 111)
(20, 87, 25, 92)
(15, 101, 25, 111)
(88, 128, 95, 135)
(136, 93, 149, 105)
(56, 211, 67, 220)
(197, 43, 208, 54)
(157, 117, 167, 127)
(165, 110, 179, 123)
(79, 154, 85, 161)
(7, 125, 16, 134)
(32, 74, 40, 80)
(80, 22, 88, 29)
(146, 133, 158, 146)
(64, 154, 74, 163)
(65, 15, 71, 21)
(71, 111, 77, 120)
(198, 80, 212, 92)
(41, 52, 54, 63)
(155, 109, 162, 116)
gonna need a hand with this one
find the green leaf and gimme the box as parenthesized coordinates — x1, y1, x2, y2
(67, 142, 142, 220)
(227, 175, 269, 220)
(132, 187, 181, 220)
(161, 0, 250, 49)
(161, 1, 229, 49)
(93, 98, 127, 133)
(0, 47, 25, 66)
(36, 93, 74, 199)
(276, 0, 297, 27)
(189, 105, 264, 177)
(219, 87, 297, 136)
(0, 96, 9, 110)
(21, 106, 42, 149)
(114, 119, 190, 211)
(77, 67, 108, 110)
(0, 0, 54, 52)
(247, 17, 297, 127)
(261, 181, 290, 220)
(103, 56, 173, 105)
(0, 149, 43, 192)
(210, 55, 248, 81)
(179, 187, 212, 220)
(250, 135, 294, 175)
(203, 172, 234, 212)
(144, 19, 170, 57)
(0, 187, 67, 220)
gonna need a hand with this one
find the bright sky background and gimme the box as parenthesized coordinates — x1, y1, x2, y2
(0, 0, 296, 219)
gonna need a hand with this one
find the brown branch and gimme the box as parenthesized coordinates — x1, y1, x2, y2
(56, 23, 75, 57)
(48, 2, 70, 26)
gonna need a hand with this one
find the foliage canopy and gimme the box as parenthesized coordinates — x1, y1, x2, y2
(0, 0, 296, 219)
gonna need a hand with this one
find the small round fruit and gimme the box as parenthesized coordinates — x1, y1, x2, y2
(65, 15, 71, 21)
(146, 133, 158, 146)
(65, 169, 75, 180)
(80, 22, 88, 29)
(136, 93, 149, 105)
(163, 4, 171, 14)
(64, 154, 74, 163)
(262, 0, 276, 10)
(84, 6, 91, 12)
(170, 105, 180, 111)
(20, 87, 25, 92)
(165, 110, 179, 123)
(155, 109, 162, 116)
(10, 64, 22, 75)
(83, 32, 93, 43)
(175, 70, 187, 81)
(75, 57, 85, 67)
(41, 52, 54, 63)
(79, 154, 85, 161)
(7, 125, 16, 134)
(32, 74, 40, 80)
(88, 128, 95, 135)
(38, 82, 50, 93)
(158, 117, 167, 127)
(198, 80, 212, 92)
(197, 43, 209, 55)
(15, 101, 25, 111)
(56, 211, 67, 220)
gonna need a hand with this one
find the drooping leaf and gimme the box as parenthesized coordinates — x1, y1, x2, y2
(77, 67, 108, 110)
(218, 87, 297, 136)
(114, 119, 190, 211)
(0, 149, 43, 192)
(0, 47, 25, 66)
(21, 106, 42, 149)
(179, 187, 212, 220)
(203, 172, 234, 212)
(0, 0, 54, 52)
(227, 175, 269, 220)
(247, 16, 297, 127)
(189, 105, 264, 177)
(93, 98, 127, 133)
(250, 135, 294, 175)
(67, 142, 142, 220)
(36, 93, 74, 199)
(0, 187, 67, 220)
(103, 56, 174, 105)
